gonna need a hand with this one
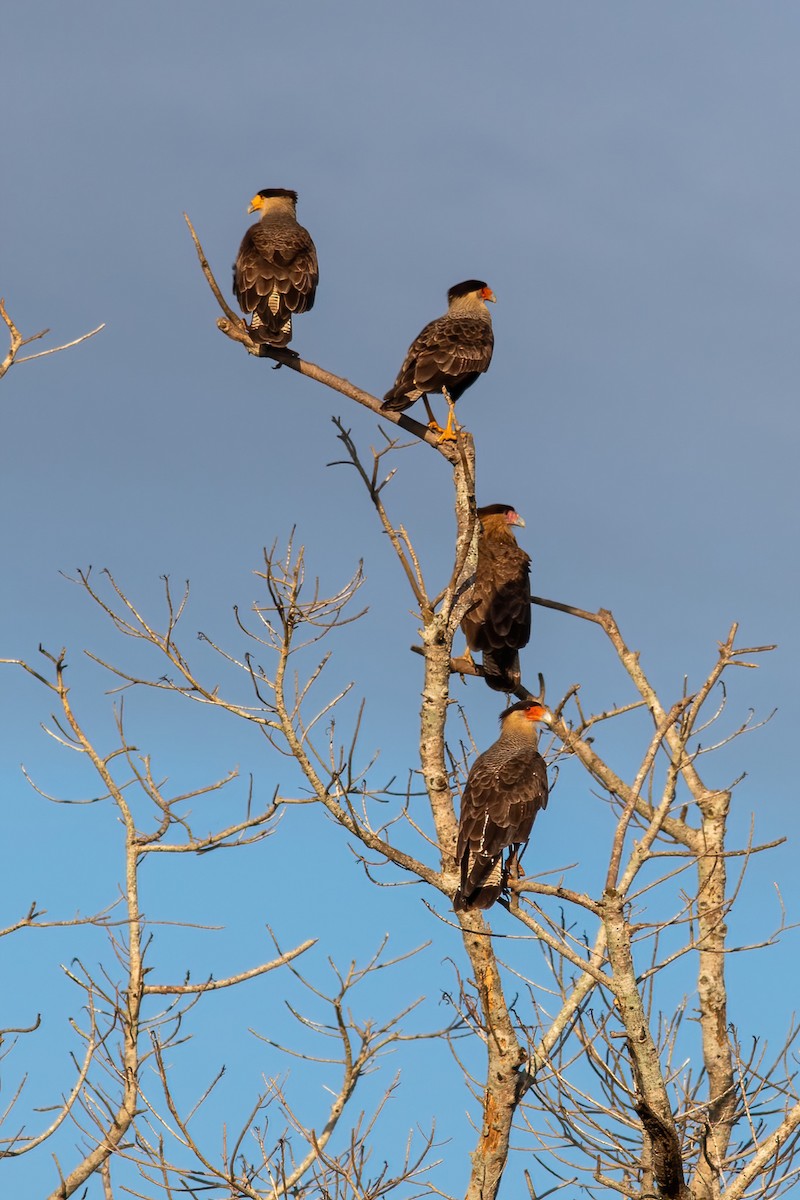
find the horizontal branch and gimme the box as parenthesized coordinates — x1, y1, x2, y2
(143, 938, 316, 995)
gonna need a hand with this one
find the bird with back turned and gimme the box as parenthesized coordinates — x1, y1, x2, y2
(233, 188, 318, 348)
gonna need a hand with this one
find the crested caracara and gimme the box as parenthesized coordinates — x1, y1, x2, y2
(233, 188, 318, 347)
(381, 279, 495, 439)
(461, 504, 531, 693)
(454, 700, 551, 912)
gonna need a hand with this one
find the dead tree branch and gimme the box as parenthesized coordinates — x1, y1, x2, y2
(0, 297, 103, 382)
(184, 213, 455, 459)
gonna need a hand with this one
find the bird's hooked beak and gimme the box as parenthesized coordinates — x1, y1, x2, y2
(481, 287, 497, 303)
(527, 703, 553, 726)
(508, 511, 525, 528)
(247, 195, 265, 215)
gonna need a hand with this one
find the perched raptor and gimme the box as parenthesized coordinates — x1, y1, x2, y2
(461, 504, 532, 693)
(381, 279, 495, 438)
(233, 188, 318, 348)
(454, 700, 551, 912)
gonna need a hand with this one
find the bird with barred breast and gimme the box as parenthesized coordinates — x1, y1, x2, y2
(381, 279, 495, 439)
(461, 504, 532, 693)
(454, 700, 551, 912)
(233, 188, 318, 348)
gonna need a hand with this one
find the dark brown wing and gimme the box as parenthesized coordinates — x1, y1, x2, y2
(233, 218, 319, 325)
(454, 744, 548, 910)
(462, 541, 531, 654)
(382, 315, 494, 411)
(462, 528, 531, 690)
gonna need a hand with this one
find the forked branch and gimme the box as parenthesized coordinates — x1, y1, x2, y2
(0, 297, 103, 382)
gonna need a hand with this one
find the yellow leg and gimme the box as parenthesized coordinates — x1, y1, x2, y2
(437, 388, 459, 442)
(422, 396, 446, 435)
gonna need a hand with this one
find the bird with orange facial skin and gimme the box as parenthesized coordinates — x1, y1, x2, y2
(461, 504, 532, 693)
(381, 279, 495, 439)
(454, 700, 551, 912)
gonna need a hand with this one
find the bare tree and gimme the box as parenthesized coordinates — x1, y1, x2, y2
(0, 226, 796, 1200)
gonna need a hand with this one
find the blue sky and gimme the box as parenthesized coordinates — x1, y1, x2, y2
(2, 4, 799, 1195)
